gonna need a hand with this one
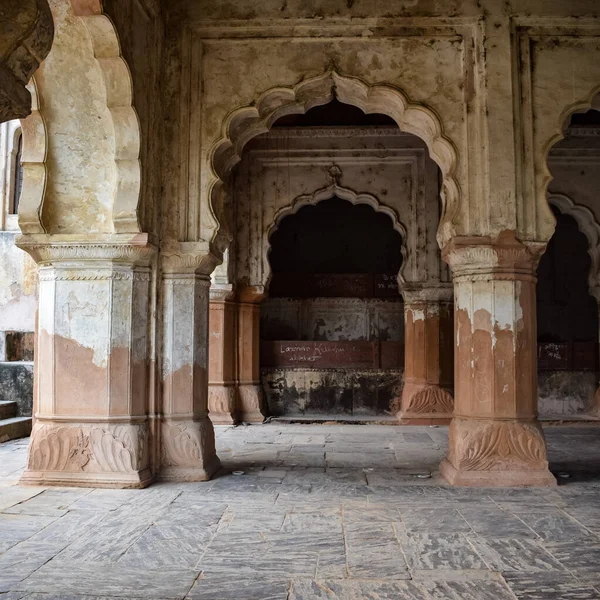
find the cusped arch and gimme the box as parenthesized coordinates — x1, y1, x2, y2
(19, 78, 47, 234)
(264, 182, 410, 291)
(539, 86, 600, 238)
(22, 3, 142, 235)
(548, 193, 600, 293)
(208, 70, 460, 252)
(78, 14, 141, 234)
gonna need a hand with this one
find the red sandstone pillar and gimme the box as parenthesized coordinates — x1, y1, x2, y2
(160, 253, 220, 481)
(440, 234, 556, 487)
(19, 237, 154, 488)
(397, 285, 454, 424)
(208, 285, 238, 424)
(237, 287, 265, 423)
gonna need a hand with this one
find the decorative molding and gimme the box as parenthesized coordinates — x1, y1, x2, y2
(565, 127, 600, 137)
(254, 126, 409, 139)
(443, 236, 545, 279)
(38, 269, 151, 282)
(449, 418, 547, 472)
(406, 386, 454, 414)
(17, 235, 155, 265)
(401, 284, 453, 304)
(27, 422, 148, 473)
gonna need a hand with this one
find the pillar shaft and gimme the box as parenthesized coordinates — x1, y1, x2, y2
(441, 235, 556, 487)
(398, 285, 454, 424)
(19, 238, 154, 488)
(208, 285, 238, 424)
(237, 287, 264, 423)
(160, 254, 220, 481)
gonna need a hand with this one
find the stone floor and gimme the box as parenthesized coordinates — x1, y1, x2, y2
(0, 423, 600, 599)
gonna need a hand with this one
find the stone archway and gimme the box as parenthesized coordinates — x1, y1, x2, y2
(206, 70, 460, 255)
(265, 178, 409, 290)
(547, 193, 600, 416)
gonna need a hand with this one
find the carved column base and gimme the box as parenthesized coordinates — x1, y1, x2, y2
(208, 384, 239, 425)
(440, 418, 556, 487)
(397, 381, 454, 425)
(160, 417, 221, 482)
(21, 421, 152, 489)
(238, 384, 265, 423)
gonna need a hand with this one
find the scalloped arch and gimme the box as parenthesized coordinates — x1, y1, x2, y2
(539, 86, 600, 239)
(548, 193, 600, 292)
(78, 13, 141, 234)
(208, 70, 459, 251)
(18, 78, 48, 234)
(264, 182, 409, 291)
(18, 6, 142, 235)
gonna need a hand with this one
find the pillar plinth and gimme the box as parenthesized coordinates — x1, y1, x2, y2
(237, 287, 265, 423)
(208, 285, 238, 424)
(160, 252, 221, 481)
(18, 236, 155, 488)
(440, 235, 556, 487)
(397, 285, 454, 425)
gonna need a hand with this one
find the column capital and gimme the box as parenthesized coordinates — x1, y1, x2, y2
(161, 241, 221, 276)
(401, 283, 453, 304)
(442, 233, 546, 280)
(17, 233, 156, 267)
(210, 283, 235, 302)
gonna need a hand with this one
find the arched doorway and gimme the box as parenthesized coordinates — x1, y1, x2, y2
(262, 196, 404, 420)
(537, 207, 599, 417)
(208, 95, 453, 426)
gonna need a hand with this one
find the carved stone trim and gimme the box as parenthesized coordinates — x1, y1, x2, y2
(448, 418, 548, 473)
(443, 235, 545, 279)
(26, 421, 149, 474)
(39, 268, 151, 282)
(160, 418, 220, 481)
(406, 386, 454, 414)
(401, 284, 453, 304)
(566, 126, 600, 137)
(161, 247, 220, 275)
(17, 235, 156, 265)
(256, 126, 407, 139)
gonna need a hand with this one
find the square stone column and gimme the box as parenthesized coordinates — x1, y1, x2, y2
(18, 236, 154, 488)
(208, 285, 239, 424)
(160, 251, 220, 481)
(440, 234, 556, 487)
(397, 284, 454, 425)
(237, 286, 265, 423)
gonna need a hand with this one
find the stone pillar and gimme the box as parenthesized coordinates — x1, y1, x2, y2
(237, 287, 265, 423)
(440, 234, 556, 487)
(208, 285, 239, 424)
(18, 236, 154, 488)
(160, 252, 221, 481)
(397, 284, 454, 425)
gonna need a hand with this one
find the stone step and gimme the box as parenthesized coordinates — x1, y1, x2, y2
(0, 400, 18, 420)
(0, 417, 32, 443)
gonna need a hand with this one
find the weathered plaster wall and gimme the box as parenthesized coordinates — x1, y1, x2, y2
(261, 298, 404, 342)
(234, 127, 444, 291)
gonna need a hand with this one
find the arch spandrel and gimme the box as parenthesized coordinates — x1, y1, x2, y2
(206, 71, 461, 259)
